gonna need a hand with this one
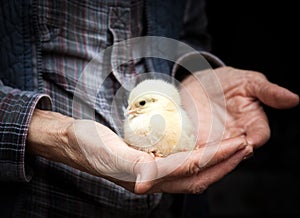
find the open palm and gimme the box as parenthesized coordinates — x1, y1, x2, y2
(180, 66, 299, 149)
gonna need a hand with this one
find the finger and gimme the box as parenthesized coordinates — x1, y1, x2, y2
(245, 118, 270, 149)
(112, 147, 159, 194)
(133, 157, 159, 194)
(149, 146, 253, 194)
(253, 80, 299, 109)
(154, 136, 248, 180)
(134, 136, 248, 194)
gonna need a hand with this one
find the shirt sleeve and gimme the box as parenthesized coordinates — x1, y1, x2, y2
(0, 80, 52, 182)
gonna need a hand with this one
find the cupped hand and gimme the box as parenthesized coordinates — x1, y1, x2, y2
(28, 109, 250, 194)
(28, 68, 298, 195)
(180, 66, 299, 149)
(65, 118, 251, 194)
(144, 64, 300, 194)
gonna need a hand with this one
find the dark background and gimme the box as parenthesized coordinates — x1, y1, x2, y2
(205, 1, 300, 217)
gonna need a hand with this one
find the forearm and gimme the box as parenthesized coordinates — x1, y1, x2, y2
(27, 109, 107, 176)
(26, 109, 111, 177)
(27, 109, 75, 165)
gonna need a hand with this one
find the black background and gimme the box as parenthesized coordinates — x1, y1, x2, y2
(205, 1, 300, 216)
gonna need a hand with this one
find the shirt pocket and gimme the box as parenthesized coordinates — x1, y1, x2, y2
(35, 0, 110, 93)
(35, 0, 63, 42)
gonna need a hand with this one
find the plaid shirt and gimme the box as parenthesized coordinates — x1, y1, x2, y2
(0, 0, 222, 217)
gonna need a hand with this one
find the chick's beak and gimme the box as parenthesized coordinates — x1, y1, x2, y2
(125, 105, 136, 116)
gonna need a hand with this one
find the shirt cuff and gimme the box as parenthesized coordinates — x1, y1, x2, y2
(172, 51, 225, 81)
(0, 90, 52, 182)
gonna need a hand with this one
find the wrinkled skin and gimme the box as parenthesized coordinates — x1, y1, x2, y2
(181, 66, 299, 149)
(28, 66, 299, 194)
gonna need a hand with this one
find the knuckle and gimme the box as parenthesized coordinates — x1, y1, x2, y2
(214, 148, 227, 162)
(255, 71, 267, 80)
(247, 70, 267, 82)
(189, 183, 208, 194)
(134, 182, 152, 195)
(187, 161, 202, 176)
(223, 66, 234, 71)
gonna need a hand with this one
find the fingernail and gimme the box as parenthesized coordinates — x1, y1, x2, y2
(243, 146, 254, 160)
(243, 152, 254, 160)
(239, 135, 248, 149)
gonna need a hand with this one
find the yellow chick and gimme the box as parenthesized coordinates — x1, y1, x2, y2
(124, 79, 196, 157)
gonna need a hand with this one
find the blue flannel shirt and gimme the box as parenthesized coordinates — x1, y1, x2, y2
(0, 0, 223, 217)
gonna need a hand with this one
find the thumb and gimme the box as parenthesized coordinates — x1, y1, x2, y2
(133, 155, 159, 194)
(254, 81, 299, 109)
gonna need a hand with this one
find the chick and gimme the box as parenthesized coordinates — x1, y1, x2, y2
(124, 79, 196, 157)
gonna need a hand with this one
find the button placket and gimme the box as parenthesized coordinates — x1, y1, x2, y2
(108, 6, 136, 86)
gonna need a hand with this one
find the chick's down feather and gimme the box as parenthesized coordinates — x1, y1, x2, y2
(124, 79, 196, 157)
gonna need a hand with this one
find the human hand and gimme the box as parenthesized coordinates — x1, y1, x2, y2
(180, 66, 299, 149)
(27, 109, 250, 194)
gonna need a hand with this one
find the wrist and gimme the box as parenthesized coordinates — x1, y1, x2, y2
(27, 109, 75, 162)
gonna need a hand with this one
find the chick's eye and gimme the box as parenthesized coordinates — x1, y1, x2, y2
(139, 100, 146, 106)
